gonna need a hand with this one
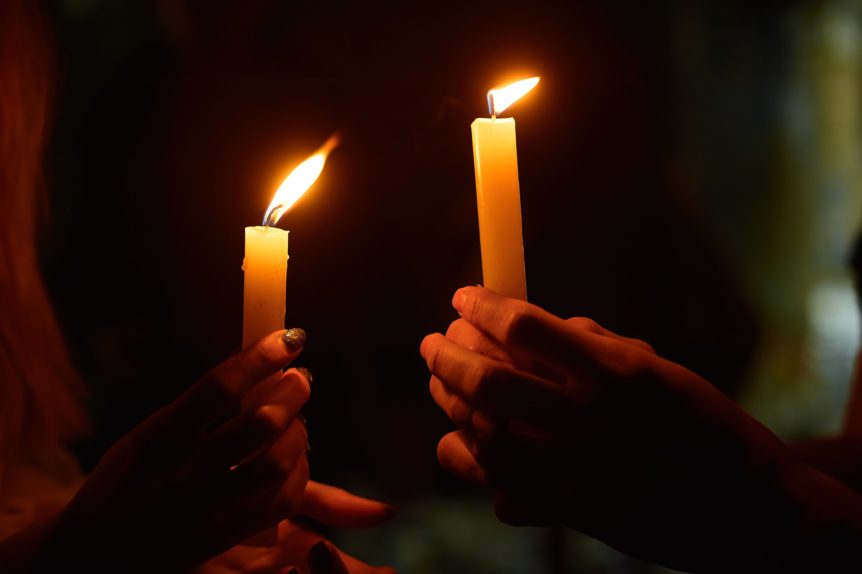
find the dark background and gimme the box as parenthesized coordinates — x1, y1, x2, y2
(40, 0, 862, 572)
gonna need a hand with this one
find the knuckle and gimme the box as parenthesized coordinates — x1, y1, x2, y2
(207, 371, 243, 406)
(252, 340, 281, 371)
(501, 301, 535, 344)
(467, 361, 499, 403)
(631, 338, 656, 354)
(274, 491, 301, 518)
(607, 345, 652, 380)
(249, 405, 285, 438)
(581, 317, 602, 334)
(260, 451, 294, 482)
(464, 288, 483, 321)
(449, 396, 473, 428)
(568, 316, 602, 334)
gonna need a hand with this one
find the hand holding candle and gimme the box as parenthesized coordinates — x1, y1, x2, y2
(471, 77, 539, 300)
(241, 135, 338, 547)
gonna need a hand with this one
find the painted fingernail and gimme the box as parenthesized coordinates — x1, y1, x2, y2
(308, 541, 338, 571)
(296, 366, 313, 384)
(282, 328, 307, 351)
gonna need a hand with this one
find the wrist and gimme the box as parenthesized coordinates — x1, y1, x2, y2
(771, 457, 862, 570)
(714, 454, 862, 573)
(699, 434, 862, 573)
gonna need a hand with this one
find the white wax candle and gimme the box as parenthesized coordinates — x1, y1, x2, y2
(471, 117, 527, 300)
(470, 77, 539, 300)
(243, 226, 289, 355)
(240, 226, 287, 547)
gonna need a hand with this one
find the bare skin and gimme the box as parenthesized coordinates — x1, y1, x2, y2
(422, 286, 862, 572)
(0, 330, 392, 573)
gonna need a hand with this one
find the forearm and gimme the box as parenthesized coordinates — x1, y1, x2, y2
(716, 458, 862, 573)
(790, 437, 862, 493)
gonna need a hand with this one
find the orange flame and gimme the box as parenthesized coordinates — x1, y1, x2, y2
(487, 77, 540, 116)
(264, 134, 340, 226)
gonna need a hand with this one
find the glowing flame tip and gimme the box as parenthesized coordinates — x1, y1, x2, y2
(264, 133, 340, 227)
(487, 76, 540, 116)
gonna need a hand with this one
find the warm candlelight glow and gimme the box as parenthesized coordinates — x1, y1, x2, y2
(487, 77, 540, 116)
(264, 134, 340, 226)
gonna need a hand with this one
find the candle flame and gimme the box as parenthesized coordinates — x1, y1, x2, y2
(264, 134, 340, 226)
(487, 77, 540, 116)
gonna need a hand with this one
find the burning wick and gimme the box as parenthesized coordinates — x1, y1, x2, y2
(486, 77, 540, 118)
(261, 133, 340, 228)
(262, 204, 284, 228)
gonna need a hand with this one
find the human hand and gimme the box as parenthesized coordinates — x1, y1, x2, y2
(34, 329, 311, 573)
(196, 482, 395, 574)
(421, 287, 862, 570)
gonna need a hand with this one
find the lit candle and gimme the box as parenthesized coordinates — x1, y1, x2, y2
(471, 77, 539, 300)
(243, 134, 339, 362)
(240, 136, 337, 547)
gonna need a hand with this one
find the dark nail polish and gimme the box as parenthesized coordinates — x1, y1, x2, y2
(282, 328, 307, 351)
(296, 366, 313, 384)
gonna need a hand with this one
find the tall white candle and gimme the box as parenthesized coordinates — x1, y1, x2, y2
(471, 77, 539, 301)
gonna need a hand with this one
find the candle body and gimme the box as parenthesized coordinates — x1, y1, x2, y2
(243, 225, 288, 352)
(241, 226, 288, 547)
(471, 118, 527, 300)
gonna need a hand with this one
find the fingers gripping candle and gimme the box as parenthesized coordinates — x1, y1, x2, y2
(471, 77, 539, 300)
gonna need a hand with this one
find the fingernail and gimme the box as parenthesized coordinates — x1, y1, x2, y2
(297, 412, 307, 426)
(282, 328, 307, 351)
(308, 541, 337, 571)
(296, 366, 313, 384)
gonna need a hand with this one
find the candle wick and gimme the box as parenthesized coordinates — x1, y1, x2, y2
(262, 203, 284, 228)
(487, 92, 496, 118)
